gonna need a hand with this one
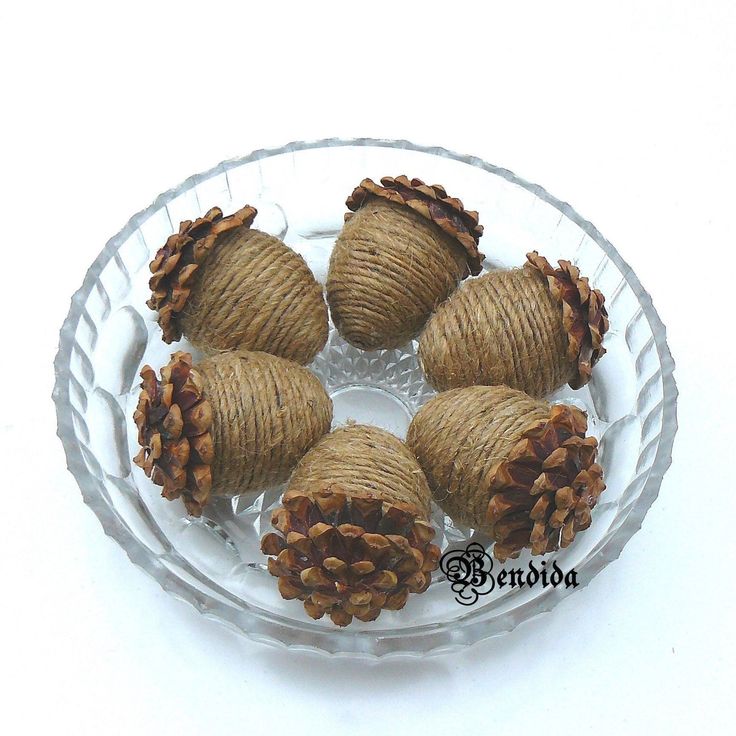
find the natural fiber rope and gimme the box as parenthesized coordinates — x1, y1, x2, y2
(196, 351, 332, 495)
(327, 199, 469, 350)
(287, 424, 432, 519)
(407, 386, 548, 531)
(419, 267, 574, 397)
(181, 228, 328, 365)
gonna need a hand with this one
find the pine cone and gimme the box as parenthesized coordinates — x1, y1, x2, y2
(419, 250, 609, 396)
(133, 351, 214, 515)
(327, 176, 484, 350)
(525, 252, 609, 389)
(146, 204, 328, 365)
(487, 402, 605, 561)
(407, 386, 605, 562)
(261, 425, 441, 626)
(134, 351, 333, 516)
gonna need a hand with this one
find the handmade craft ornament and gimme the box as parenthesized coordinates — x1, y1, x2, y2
(326, 176, 484, 350)
(419, 251, 609, 396)
(133, 350, 332, 516)
(407, 385, 605, 562)
(261, 424, 441, 627)
(147, 204, 328, 365)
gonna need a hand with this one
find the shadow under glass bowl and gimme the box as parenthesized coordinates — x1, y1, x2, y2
(53, 138, 677, 658)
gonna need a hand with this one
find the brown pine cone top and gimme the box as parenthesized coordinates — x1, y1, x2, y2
(488, 403, 605, 562)
(525, 251, 609, 390)
(133, 351, 214, 516)
(147, 204, 258, 343)
(261, 487, 441, 627)
(345, 175, 485, 276)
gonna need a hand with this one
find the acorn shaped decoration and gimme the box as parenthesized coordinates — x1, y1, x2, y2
(326, 176, 484, 350)
(419, 251, 609, 396)
(261, 424, 441, 627)
(147, 204, 328, 365)
(407, 386, 605, 562)
(133, 350, 332, 516)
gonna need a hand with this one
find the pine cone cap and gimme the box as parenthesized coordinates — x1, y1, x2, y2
(147, 204, 258, 343)
(133, 351, 214, 516)
(261, 488, 441, 627)
(345, 175, 485, 276)
(488, 403, 605, 562)
(525, 251, 609, 389)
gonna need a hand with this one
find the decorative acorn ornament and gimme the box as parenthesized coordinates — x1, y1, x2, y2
(261, 424, 441, 627)
(407, 386, 605, 562)
(326, 176, 484, 350)
(147, 204, 328, 365)
(133, 350, 332, 516)
(419, 251, 609, 396)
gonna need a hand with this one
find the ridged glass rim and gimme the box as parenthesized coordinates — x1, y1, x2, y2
(53, 138, 678, 658)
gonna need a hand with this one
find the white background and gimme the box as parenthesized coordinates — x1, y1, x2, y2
(2, 1, 734, 733)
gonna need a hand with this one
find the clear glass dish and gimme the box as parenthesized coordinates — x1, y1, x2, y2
(53, 139, 678, 657)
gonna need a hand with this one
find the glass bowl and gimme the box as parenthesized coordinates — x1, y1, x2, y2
(53, 139, 678, 657)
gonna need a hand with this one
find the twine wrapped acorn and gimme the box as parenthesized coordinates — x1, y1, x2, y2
(407, 386, 605, 562)
(419, 251, 609, 396)
(326, 176, 484, 350)
(147, 204, 328, 365)
(133, 350, 332, 516)
(261, 424, 441, 627)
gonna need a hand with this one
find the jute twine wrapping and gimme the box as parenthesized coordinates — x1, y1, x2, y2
(197, 351, 333, 496)
(327, 199, 470, 350)
(407, 385, 604, 561)
(261, 424, 441, 626)
(419, 266, 573, 397)
(288, 423, 432, 517)
(182, 228, 328, 365)
(408, 386, 548, 530)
